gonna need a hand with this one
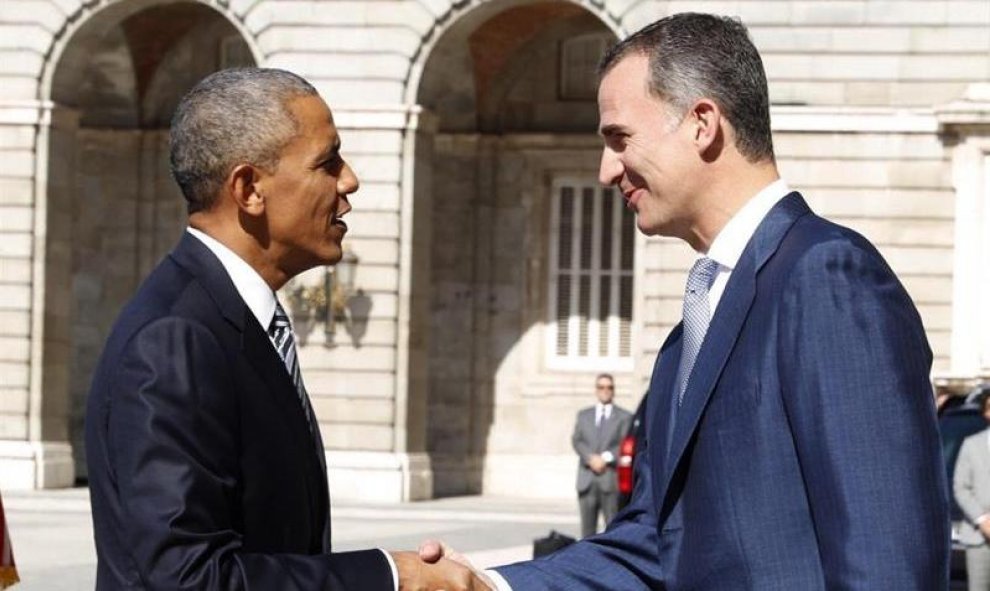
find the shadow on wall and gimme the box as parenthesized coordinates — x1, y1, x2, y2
(414, 0, 618, 497)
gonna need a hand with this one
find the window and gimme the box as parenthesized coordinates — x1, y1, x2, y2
(548, 178, 635, 369)
(559, 33, 611, 101)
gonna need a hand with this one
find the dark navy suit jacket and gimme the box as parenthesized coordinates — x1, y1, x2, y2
(86, 233, 392, 590)
(496, 193, 950, 590)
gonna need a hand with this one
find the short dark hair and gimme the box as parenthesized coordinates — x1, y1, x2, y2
(599, 12, 774, 163)
(169, 67, 319, 213)
(596, 373, 614, 384)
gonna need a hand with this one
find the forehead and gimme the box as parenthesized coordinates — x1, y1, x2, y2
(598, 54, 671, 130)
(285, 95, 337, 150)
(599, 54, 650, 104)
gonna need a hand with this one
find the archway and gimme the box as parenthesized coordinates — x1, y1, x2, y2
(42, 1, 256, 479)
(412, 1, 619, 496)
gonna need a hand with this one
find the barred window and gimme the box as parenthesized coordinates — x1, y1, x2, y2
(559, 33, 611, 101)
(548, 178, 635, 369)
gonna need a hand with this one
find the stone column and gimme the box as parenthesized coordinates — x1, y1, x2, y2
(316, 105, 438, 502)
(938, 84, 990, 382)
(0, 100, 78, 489)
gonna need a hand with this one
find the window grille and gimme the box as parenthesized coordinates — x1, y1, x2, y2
(559, 33, 611, 100)
(548, 178, 635, 369)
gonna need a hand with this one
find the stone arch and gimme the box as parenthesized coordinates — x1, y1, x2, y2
(36, 0, 263, 103)
(32, 0, 258, 481)
(401, 0, 621, 497)
(402, 0, 625, 105)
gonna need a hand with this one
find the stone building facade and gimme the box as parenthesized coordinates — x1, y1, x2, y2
(0, 0, 988, 501)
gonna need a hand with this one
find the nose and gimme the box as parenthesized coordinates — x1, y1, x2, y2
(598, 147, 622, 187)
(336, 162, 359, 216)
(338, 162, 359, 196)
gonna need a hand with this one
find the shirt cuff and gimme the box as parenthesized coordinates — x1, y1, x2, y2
(485, 569, 514, 591)
(601, 451, 614, 464)
(379, 548, 399, 591)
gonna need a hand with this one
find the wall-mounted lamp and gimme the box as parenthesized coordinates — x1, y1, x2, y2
(325, 249, 358, 345)
(288, 248, 359, 347)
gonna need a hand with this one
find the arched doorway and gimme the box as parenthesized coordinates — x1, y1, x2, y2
(412, 1, 620, 496)
(42, 1, 256, 479)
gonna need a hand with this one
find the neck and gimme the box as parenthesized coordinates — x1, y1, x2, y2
(189, 213, 290, 291)
(684, 159, 780, 253)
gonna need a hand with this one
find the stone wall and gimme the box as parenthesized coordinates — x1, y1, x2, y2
(0, 0, 987, 496)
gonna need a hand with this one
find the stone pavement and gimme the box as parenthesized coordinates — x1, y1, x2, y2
(3, 487, 581, 590)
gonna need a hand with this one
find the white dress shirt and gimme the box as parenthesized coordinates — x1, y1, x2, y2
(703, 179, 790, 317)
(186, 228, 400, 591)
(595, 402, 613, 426)
(486, 179, 791, 591)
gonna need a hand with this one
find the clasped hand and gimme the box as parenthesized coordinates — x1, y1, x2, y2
(389, 541, 495, 591)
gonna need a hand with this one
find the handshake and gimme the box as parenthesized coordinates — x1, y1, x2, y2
(390, 539, 497, 591)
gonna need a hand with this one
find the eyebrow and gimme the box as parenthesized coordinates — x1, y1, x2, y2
(313, 137, 342, 166)
(598, 124, 624, 138)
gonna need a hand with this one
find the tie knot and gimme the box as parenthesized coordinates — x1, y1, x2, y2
(269, 301, 291, 335)
(686, 257, 719, 295)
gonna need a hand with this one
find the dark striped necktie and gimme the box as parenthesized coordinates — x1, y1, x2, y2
(268, 301, 313, 435)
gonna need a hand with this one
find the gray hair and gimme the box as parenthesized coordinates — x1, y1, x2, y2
(599, 13, 774, 163)
(169, 67, 319, 213)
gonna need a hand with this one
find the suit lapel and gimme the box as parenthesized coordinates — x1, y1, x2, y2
(660, 193, 811, 498)
(170, 232, 331, 543)
(648, 325, 683, 505)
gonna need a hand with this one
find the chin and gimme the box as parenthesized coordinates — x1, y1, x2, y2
(636, 217, 662, 237)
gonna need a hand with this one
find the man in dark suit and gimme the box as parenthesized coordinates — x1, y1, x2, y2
(572, 374, 632, 538)
(424, 13, 949, 590)
(85, 68, 483, 590)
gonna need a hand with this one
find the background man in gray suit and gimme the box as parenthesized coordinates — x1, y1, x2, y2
(954, 394, 990, 591)
(572, 374, 632, 538)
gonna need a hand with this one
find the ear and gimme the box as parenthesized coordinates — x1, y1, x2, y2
(228, 163, 266, 217)
(687, 99, 721, 154)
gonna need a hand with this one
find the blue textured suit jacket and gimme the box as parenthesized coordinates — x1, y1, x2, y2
(496, 193, 950, 590)
(85, 233, 392, 590)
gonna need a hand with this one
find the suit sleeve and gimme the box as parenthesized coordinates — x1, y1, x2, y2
(496, 411, 661, 590)
(572, 411, 594, 463)
(778, 239, 950, 589)
(953, 437, 986, 526)
(606, 412, 633, 464)
(107, 317, 392, 591)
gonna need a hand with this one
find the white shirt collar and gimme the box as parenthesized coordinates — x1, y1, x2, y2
(186, 227, 277, 331)
(706, 178, 791, 271)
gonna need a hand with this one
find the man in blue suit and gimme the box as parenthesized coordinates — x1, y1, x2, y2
(425, 12, 949, 590)
(85, 68, 484, 590)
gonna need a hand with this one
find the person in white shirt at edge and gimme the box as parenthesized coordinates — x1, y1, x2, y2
(953, 394, 990, 591)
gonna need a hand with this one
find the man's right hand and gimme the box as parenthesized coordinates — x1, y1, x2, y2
(390, 550, 492, 591)
(979, 519, 990, 541)
(587, 454, 607, 474)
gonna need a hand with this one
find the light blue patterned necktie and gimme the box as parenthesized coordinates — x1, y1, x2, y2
(269, 301, 313, 435)
(675, 257, 720, 406)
